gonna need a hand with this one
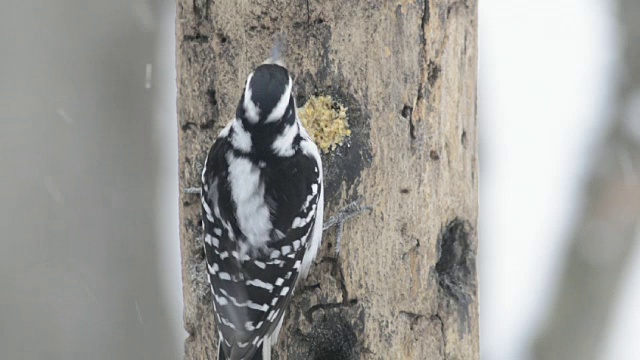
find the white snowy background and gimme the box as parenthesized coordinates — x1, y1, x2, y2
(479, 1, 640, 360)
(0, 0, 637, 359)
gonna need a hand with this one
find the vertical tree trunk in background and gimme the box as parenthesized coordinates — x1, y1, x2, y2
(176, 1, 478, 358)
(533, 1, 640, 359)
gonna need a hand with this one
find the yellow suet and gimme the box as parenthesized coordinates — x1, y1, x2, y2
(298, 95, 351, 153)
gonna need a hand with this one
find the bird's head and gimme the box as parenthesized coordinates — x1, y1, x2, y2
(237, 63, 294, 125)
(236, 34, 295, 127)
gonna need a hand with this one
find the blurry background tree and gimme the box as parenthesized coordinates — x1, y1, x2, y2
(177, 0, 479, 359)
(532, 0, 640, 359)
(0, 1, 183, 359)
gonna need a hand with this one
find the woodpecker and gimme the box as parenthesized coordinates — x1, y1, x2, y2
(200, 50, 324, 360)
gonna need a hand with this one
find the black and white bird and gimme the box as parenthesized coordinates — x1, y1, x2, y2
(200, 52, 324, 360)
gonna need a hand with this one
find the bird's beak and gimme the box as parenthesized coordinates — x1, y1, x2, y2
(262, 34, 286, 67)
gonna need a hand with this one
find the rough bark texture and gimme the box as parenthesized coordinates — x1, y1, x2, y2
(176, 1, 478, 359)
(533, 1, 640, 359)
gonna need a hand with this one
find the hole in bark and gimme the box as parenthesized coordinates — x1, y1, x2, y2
(218, 33, 228, 44)
(308, 314, 359, 360)
(207, 88, 217, 106)
(430, 150, 440, 161)
(427, 61, 441, 87)
(436, 218, 474, 333)
(461, 130, 467, 147)
(401, 105, 416, 140)
(400, 188, 410, 194)
(183, 33, 209, 43)
(437, 219, 472, 299)
(401, 105, 413, 119)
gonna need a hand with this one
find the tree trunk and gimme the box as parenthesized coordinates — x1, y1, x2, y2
(533, 0, 640, 358)
(176, 1, 479, 359)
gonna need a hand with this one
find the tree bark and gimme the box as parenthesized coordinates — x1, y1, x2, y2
(176, 1, 479, 359)
(532, 0, 640, 359)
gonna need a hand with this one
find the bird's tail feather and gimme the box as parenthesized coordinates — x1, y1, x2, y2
(217, 339, 226, 360)
(216, 340, 268, 360)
